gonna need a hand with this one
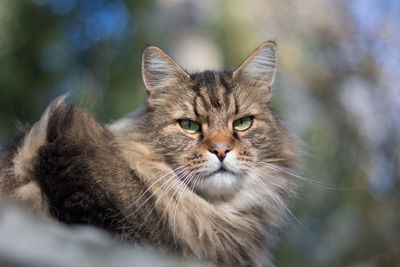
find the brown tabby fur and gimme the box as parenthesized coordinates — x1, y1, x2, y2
(0, 41, 298, 266)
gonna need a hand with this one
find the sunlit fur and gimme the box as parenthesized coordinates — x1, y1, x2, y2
(0, 42, 298, 266)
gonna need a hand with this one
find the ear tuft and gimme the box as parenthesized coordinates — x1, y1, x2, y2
(142, 46, 189, 92)
(233, 41, 277, 88)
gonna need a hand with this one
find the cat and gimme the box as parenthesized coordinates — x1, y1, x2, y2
(0, 41, 298, 266)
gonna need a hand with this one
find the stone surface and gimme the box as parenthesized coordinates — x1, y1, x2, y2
(0, 193, 201, 267)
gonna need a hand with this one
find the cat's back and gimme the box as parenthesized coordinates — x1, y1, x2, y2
(0, 97, 137, 224)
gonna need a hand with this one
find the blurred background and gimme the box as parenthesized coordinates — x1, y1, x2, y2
(0, 0, 399, 266)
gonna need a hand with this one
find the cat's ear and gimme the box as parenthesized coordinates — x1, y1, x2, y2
(142, 45, 189, 95)
(233, 41, 277, 90)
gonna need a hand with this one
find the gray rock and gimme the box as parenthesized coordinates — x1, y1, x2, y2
(0, 193, 202, 267)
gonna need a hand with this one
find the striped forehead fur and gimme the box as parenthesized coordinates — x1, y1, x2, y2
(190, 71, 235, 114)
(143, 43, 277, 121)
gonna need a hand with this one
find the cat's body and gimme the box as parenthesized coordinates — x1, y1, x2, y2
(0, 42, 297, 266)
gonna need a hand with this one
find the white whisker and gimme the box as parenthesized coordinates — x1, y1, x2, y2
(172, 171, 198, 247)
(245, 169, 310, 233)
(116, 165, 187, 217)
(130, 170, 192, 239)
(258, 162, 354, 190)
(251, 168, 294, 191)
(121, 167, 188, 222)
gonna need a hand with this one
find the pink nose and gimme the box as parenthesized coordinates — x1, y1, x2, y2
(209, 144, 232, 162)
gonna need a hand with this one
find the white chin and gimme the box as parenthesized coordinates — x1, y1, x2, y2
(196, 172, 242, 200)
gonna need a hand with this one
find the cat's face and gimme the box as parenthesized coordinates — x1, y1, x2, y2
(141, 43, 288, 200)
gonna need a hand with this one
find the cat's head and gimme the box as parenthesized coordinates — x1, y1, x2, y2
(140, 42, 295, 201)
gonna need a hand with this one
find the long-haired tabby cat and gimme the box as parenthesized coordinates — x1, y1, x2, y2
(0, 41, 298, 266)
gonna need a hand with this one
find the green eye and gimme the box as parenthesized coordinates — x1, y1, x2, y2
(233, 116, 253, 131)
(179, 119, 200, 134)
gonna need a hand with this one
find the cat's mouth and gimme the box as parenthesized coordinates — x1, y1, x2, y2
(210, 166, 234, 176)
(195, 165, 242, 200)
